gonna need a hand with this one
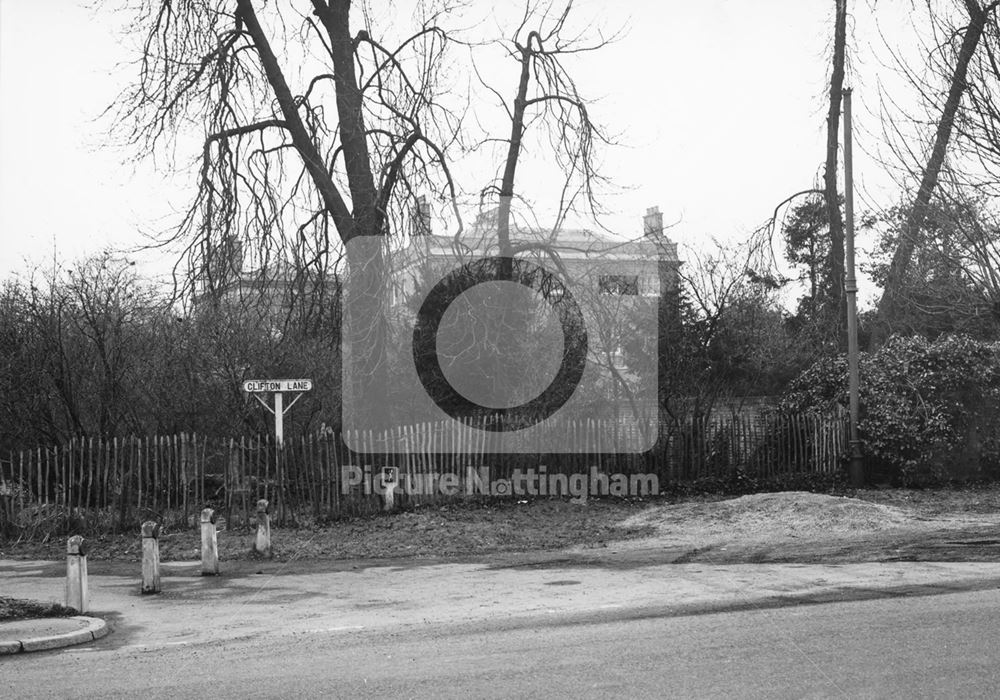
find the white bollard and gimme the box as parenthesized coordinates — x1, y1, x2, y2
(65, 535, 89, 613)
(381, 467, 398, 512)
(253, 499, 272, 559)
(200, 507, 219, 576)
(141, 521, 161, 594)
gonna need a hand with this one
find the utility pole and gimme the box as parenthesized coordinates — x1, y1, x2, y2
(843, 88, 865, 486)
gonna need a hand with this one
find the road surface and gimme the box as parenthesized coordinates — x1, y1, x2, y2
(5, 587, 1000, 698)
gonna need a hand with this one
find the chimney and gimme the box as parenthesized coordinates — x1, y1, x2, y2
(412, 195, 432, 237)
(643, 206, 663, 238)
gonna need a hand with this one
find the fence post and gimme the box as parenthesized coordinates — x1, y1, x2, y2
(141, 521, 161, 594)
(200, 507, 219, 576)
(253, 498, 272, 558)
(65, 535, 89, 613)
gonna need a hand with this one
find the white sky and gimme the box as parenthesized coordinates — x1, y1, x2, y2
(0, 0, 919, 307)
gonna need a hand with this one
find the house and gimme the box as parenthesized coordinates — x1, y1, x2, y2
(192, 235, 341, 328)
(393, 199, 681, 423)
(397, 198, 680, 303)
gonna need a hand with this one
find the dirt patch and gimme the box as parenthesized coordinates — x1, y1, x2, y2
(0, 499, 654, 563)
(600, 490, 1000, 564)
(4, 489, 1000, 566)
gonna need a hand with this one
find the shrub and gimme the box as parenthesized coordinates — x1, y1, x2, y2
(781, 335, 1000, 484)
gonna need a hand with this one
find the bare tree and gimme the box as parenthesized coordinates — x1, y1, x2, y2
(0, 254, 159, 444)
(662, 228, 794, 419)
(114, 0, 467, 427)
(866, 187, 1000, 338)
(478, 2, 615, 256)
(114, 1, 620, 429)
(874, 0, 1000, 343)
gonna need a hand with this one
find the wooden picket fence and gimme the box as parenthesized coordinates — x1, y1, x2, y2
(0, 410, 848, 538)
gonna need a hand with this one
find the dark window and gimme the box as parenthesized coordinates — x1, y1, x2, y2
(598, 274, 639, 295)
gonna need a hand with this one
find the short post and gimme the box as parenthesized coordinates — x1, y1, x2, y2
(65, 535, 89, 613)
(141, 521, 161, 594)
(253, 499, 272, 559)
(381, 467, 398, 512)
(200, 507, 219, 576)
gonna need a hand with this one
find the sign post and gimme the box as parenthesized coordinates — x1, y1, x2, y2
(242, 379, 313, 446)
(274, 391, 284, 447)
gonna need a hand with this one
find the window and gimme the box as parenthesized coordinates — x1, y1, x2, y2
(598, 274, 639, 295)
(611, 343, 626, 367)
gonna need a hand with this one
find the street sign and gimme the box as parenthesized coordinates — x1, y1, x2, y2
(242, 379, 313, 393)
(242, 378, 314, 445)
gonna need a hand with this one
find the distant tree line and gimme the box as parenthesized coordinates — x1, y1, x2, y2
(0, 252, 341, 453)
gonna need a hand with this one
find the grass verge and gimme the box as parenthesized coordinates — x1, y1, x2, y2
(2, 487, 1000, 566)
(0, 596, 77, 622)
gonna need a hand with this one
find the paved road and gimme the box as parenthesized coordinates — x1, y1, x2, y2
(6, 588, 1000, 698)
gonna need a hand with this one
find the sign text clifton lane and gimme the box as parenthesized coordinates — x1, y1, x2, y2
(243, 379, 313, 393)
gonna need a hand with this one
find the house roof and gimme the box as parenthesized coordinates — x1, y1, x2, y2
(409, 207, 679, 265)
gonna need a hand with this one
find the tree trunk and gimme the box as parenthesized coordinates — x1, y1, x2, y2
(343, 236, 391, 431)
(241, 0, 390, 428)
(874, 0, 992, 344)
(316, 0, 380, 241)
(823, 0, 847, 347)
(237, 0, 354, 236)
(497, 40, 536, 257)
(315, 0, 390, 430)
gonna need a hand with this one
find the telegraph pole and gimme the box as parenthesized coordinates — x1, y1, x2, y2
(843, 88, 865, 486)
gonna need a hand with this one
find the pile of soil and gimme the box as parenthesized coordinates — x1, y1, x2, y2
(617, 491, 913, 547)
